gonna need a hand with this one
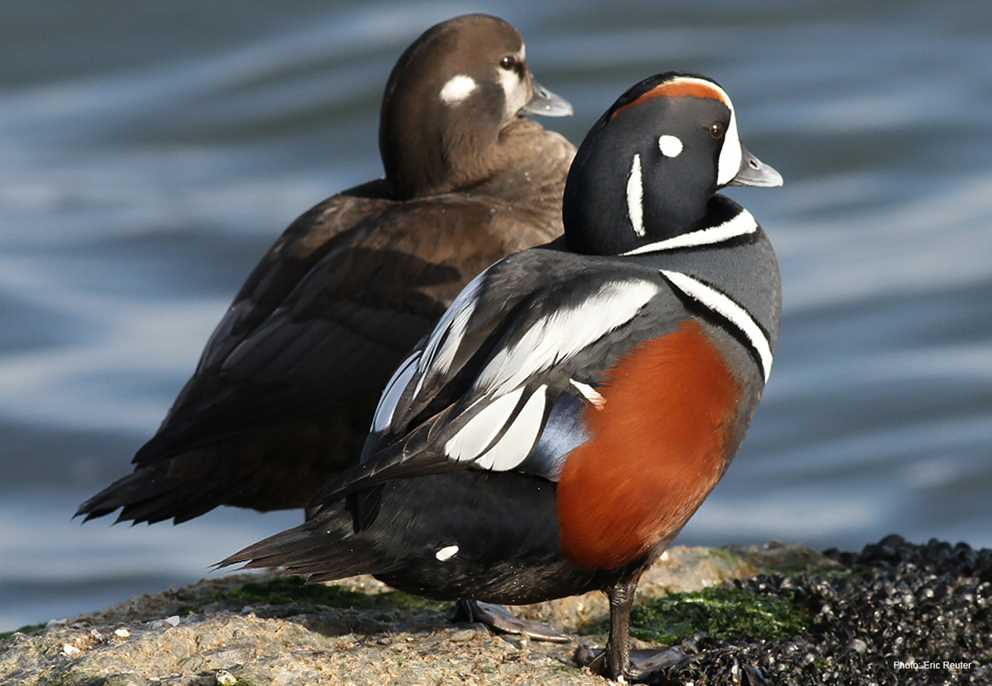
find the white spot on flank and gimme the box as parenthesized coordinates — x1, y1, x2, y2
(440, 74, 477, 104)
(435, 545, 459, 561)
(658, 134, 683, 158)
(569, 379, 605, 409)
(660, 269, 773, 382)
(626, 154, 645, 237)
(620, 207, 757, 256)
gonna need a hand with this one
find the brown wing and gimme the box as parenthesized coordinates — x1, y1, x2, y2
(78, 180, 559, 524)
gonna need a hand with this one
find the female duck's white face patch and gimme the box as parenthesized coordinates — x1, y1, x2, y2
(658, 134, 683, 158)
(496, 45, 528, 119)
(440, 74, 477, 105)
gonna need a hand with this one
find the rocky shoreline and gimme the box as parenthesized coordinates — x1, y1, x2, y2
(2, 536, 988, 685)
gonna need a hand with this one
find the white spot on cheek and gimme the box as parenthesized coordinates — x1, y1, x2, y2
(658, 135, 683, 158)
(626, 153, 644, 237)
(435, 545, 459, 561)
(440, 75, 477, 105)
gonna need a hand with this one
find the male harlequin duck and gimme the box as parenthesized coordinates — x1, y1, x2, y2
(219, 72, 783, 681)
(77, 15, 572, 522)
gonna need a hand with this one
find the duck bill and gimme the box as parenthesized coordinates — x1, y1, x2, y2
(521, 80, 573, 117)
(730, 145, 784, 188)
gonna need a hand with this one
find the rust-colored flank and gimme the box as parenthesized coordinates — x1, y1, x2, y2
(611, 79, 730, 120)
(556, 320, 741, 570)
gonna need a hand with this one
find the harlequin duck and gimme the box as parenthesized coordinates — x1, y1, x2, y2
(77, 14, 572, 523)
(219, 72, 783, 681)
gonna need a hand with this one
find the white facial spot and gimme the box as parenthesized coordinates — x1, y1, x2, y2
(717, 112, 742, 185)
(435, 545, 459, 561)
(497, 49, 527, 118)
(660, 76, 741, 185)
(440, 75, 477, 105)
(658, 134, 683, 158)
(626, 153, 645, 237)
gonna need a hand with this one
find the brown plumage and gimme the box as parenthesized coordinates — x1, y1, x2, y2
(78, 14, 575, 524)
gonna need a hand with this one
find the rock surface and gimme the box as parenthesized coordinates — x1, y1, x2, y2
(2, 537, 987, 685)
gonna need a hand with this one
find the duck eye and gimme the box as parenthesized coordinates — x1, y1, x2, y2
(499, 55, 518, 71)
(709, 122, 725, 139)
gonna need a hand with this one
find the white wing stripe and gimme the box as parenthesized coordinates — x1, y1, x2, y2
(371, 351, 419, 432)
(444, 387, 525, 462)
(475, 279, 659, 396)
(475, 385, 547, 471)
(660, 269, 773, 382)
(621, 208, 757, 256)
(413, 267, 490, 398)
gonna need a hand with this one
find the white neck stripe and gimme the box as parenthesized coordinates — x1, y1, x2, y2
(626, 154, 645, 237)
(660, 269, 773, 382)
(621, 208, 757, 256)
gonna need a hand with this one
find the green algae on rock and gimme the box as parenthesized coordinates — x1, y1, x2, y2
(582, 585, 812, 645)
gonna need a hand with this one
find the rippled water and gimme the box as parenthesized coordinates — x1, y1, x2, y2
(2, 0, 990, 630)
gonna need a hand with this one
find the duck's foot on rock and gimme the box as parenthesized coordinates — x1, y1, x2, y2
(452, 599, 570, 642)
(574, 643, 689, 683)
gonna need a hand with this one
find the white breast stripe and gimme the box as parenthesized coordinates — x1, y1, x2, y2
(474, 385, 547, 471)
(475, 279, 660, 396)
(621, 208, 757, 256)
(660, 270, 773, 382)
(626, 154, 645, 237)
(371, 351, 419, 432)
(569, 379, 605, 409)
(444, 387, 525, 462)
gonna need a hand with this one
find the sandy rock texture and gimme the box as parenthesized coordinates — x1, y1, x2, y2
(1, 543, 825, 686)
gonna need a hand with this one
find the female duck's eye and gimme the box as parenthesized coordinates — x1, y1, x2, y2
(709, 122, 725, 139)
(499, 55, 517, 70)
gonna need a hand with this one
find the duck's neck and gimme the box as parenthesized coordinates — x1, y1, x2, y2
(379, 78, 507, 200)
(565, 195, 746, 256)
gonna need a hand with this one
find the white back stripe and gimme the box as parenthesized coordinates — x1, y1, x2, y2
(626, 154, 645, 237)
(475, 279, 659, 396)
(621, 208, 757, 256)
(661, 270, 773, 382)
